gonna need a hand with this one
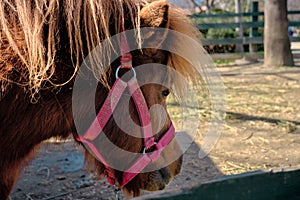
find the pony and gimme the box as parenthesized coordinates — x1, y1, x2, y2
(0, 0, 206, 198)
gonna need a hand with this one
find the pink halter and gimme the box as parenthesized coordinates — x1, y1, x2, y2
(76, 30, 175, 187)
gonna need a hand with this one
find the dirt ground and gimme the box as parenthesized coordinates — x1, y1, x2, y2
(10, 62, 300, 200)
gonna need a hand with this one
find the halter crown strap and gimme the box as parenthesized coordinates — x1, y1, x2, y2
(120, 22, 132, 69)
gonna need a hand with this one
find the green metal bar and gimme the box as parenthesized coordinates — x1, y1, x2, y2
(196, 21, 299, 30)
(288, 10, 300, 15)
(197, 21, 264, 29)
(289, 21, 300, 26)
(201, 38, 242, 45)
(190, 12, 264, 18)
(291, 37, 300, 42)
(200, 36, 300, 46)
(250, 1, 259, 37)
(190, 10, 299, 19)
(250, 1, 259, 52)
(201, 37, 263, 45)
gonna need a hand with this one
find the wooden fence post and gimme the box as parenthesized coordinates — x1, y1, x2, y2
(235, 0, 244, 53)
(250, 1, 259, 53)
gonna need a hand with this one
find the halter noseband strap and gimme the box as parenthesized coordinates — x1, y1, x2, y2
(76, 30, 175, 188)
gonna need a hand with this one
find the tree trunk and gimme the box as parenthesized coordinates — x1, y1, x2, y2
(264, 0, 294, 66)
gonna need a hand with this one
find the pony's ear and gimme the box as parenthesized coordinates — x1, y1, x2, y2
(140, 0, 170, 28)
(139, 0, 170, 53)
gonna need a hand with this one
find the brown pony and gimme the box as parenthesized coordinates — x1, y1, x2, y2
(0, 0, 205, 198)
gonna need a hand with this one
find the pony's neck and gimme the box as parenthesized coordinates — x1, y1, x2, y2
(0, 85, 75, 160)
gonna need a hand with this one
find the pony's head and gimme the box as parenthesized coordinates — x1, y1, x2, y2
(78, 0, 204, 196)
(80, 1, 199, 196)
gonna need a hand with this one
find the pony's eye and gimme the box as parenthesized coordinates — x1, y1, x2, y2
(162, 89, 170, 97)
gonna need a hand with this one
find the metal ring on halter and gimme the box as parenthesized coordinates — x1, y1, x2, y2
(115, 65, 136, 79)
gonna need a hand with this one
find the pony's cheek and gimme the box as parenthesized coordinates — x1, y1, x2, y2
(161, 138, 183, 165)
(138, 171, 166, 191)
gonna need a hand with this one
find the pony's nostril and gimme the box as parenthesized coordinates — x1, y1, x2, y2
(158, 184, 166, 190)
(159, 168, 171, 184)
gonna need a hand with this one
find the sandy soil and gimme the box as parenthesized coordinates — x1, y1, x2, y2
(10, 62, 300, 200)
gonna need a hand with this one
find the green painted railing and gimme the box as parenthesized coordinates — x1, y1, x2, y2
(139, 168, 300, 200)
(190, 2, 300, 49)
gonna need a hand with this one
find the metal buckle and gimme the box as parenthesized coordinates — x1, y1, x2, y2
(114, 185, 121, 200)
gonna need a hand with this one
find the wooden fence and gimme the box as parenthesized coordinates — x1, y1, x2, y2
(190, 1, 300, 56)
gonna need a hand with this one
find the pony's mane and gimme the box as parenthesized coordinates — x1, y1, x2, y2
(0, 0, 208, 99)
(0, 0, 144, 96)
